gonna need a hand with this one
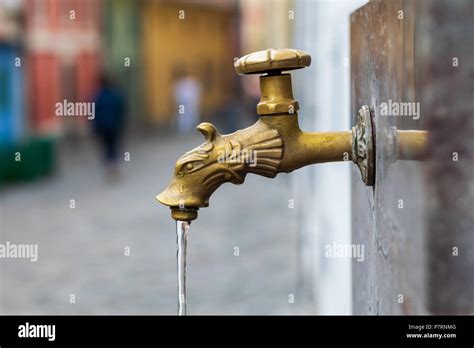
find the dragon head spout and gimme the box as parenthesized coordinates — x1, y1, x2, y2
(157, 121, 283, 221)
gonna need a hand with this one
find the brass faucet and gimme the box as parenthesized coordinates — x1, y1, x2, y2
(157, 49, 428, 222)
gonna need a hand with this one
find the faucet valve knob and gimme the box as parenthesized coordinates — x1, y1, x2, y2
(234, 48, 311, 75)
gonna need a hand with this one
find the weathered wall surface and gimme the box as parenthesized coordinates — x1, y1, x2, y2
(351, 0, 473, 314)
(416, 0, 474, 314)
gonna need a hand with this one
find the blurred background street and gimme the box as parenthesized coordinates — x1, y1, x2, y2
(0, 0, 366, 314)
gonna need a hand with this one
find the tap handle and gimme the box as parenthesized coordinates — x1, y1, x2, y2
(234, 48, 311, 75)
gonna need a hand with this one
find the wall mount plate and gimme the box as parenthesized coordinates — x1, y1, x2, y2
(352, 105, 375, 186)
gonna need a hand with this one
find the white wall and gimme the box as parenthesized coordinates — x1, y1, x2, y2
(292, 0, 367, 314)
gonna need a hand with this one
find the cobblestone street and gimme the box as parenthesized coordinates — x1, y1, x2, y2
(0, 132, 313, 315)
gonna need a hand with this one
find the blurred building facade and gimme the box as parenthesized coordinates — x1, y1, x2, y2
(141, 0, 239, 126)
(0, 0, 102, 184)
(1, 0, 301, 137)
(102, 0, 143, 128)
(24, 0, 101, 135)
(0, 0, 23, 145)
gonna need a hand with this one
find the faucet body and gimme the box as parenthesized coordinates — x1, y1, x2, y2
(157, 49, 428, 221)
(157, 113, 352, 220)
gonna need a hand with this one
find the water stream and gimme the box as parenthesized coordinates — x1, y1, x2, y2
(176, 220, 190, 315)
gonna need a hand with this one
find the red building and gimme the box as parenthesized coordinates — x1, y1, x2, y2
(24, 0, 101, 135)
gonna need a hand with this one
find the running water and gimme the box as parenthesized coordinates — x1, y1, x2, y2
(176, 220, 190, 315)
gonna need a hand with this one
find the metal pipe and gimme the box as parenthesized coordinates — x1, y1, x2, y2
(397, 130, 429, 160)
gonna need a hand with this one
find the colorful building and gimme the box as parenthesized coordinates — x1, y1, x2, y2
(141, 0, 239, 126)
(1, 0, 103, 184)
(0, 2, 24, 145)
(0, 43, 24, 145)
(102, 0, 143, 128)
(24, 0, 102, 135)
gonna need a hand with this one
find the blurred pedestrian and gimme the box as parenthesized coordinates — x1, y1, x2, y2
(173, 66, 202, 134)
(92, 73, 126, 181)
